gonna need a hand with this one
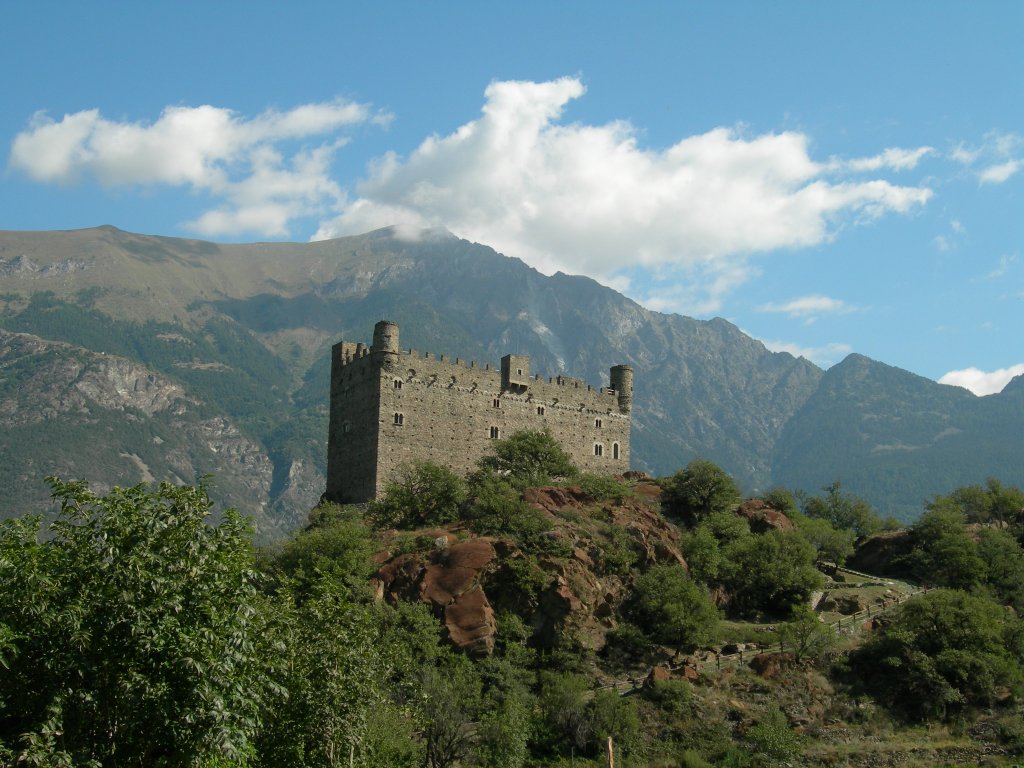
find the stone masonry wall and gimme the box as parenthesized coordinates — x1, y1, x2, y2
(326, 322, 631, 503)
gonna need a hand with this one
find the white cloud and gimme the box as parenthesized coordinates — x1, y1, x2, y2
(839, 146, 934, 172)
(979, 159, 1021, 185)
(758, 339, 853, 367)
(939, 364, 1024, 396)
(757, 294, 855, 320)
(8, 100, 382, 237)
(949, 132, 1022, 185)
(984, 254, 1018, 280)
(314, 77, 933, 310)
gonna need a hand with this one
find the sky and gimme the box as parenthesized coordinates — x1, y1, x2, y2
(2, 2, 1022, 395)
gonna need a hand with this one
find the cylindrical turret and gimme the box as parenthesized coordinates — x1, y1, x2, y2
(372, 320, 400, 354)
(610, 365, 633, 414)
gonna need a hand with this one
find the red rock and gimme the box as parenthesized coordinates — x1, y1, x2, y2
(737, 499, 794, 532)
(444, 586, 496, 655)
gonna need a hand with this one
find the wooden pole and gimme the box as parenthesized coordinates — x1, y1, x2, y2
(607, 735, 614, 768)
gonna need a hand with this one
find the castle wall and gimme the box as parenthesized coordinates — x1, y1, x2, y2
(325, 322, 632, 503)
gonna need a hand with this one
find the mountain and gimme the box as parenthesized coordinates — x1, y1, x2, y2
(0, 225, 1021, 531)
(773, 354, 1024, 519)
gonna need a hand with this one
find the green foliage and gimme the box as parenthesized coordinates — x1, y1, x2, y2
(595, 523, 639, 577)
(588, 690, 641, 757)
(661, 459, 741, 525)
(0, 478, 271, 767)
(479, 428, 579, 487)
(720, 529, 824, 619)
(644, 678, 695, 716)
(929, 477, 1024, 528)
(463, 475, 559, 555)
(976, 527, 1024, 611)
(762, 486, 799, 516)
(475, 690, 531, 768)
(900, 507, 987, 589)
(271, 503, 375, 597)
(255, 578, 388, 767)
(802, 480, 884, 538)
(679, 524, 722, 584)
(791, 512, 856, 566)
(745, 705, 803, 765)
(851, 589, 1024, 721)
(576, 472, 628, 503)
(419, 657, 483, 768)
(629, 564, 720, 652)
(777, 605, 838, 664)
(370, 460, 468, 529)
(603, 622, 650, 661)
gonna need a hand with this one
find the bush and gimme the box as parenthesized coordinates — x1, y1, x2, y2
(719, 529, 823, 619)
(661, 459, 740, 526)
(577, 473, 627, 503)
(370, 460, 467, 529)
(479, 429, 578, 487)
(851, 589, 1024, 721)
(629, 564, 719, 653)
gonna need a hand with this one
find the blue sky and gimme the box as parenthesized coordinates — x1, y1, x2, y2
(3, 2, 1022, 394)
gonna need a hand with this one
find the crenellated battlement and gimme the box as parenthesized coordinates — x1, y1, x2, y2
(326, 320, 632, 503)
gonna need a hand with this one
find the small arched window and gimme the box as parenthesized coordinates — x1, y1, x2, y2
(613, 442, 620, 460)
(493, 398, 501, 408)
(393, 379, 402, 389)
(537, 406, 545, 416)
(594, 443, 604, 457)
(489, 426, 500, 439)
(393, 412, 404, 426)
(595, 418, 603, 428)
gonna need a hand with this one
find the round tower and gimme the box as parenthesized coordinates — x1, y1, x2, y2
(372, 320, 400, 354)
(610, 364, 633, 414)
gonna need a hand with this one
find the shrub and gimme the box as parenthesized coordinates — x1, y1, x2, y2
(661, 459, 741, 526)
(370, 460, 467, 529)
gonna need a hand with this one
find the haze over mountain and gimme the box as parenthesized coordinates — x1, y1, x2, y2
(1, 225, 1020, 534)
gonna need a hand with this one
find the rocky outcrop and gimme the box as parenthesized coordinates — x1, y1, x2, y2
(847, 529, 915, 577)
(737, 499, 794, 533)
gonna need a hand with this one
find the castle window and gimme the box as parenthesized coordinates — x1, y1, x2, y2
(595, 418, 603, 428)
(594, 443, 604, 457)
(537, 406, 545, 416)
(343, 422, 351, 434)
(393, 412, 404, 426)
(517, 368, 523, 375)
(489, 426, 500, 439)
(493, 398, 501, 408)
(393, 379, 402, 389)
(613, 442, 620, 460)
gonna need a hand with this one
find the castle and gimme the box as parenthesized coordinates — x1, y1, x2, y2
(326, 320, 633, 503)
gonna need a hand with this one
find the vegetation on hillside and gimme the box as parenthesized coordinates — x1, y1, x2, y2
(2, 435, 1023, 766)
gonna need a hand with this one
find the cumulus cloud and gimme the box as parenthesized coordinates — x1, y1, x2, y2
(757, 338, 853, 367)
(939, 364, 1024, 396)
(979, 159, 1021, 185)
(8, 100, 383, 237)
(314, 77, 933, 314)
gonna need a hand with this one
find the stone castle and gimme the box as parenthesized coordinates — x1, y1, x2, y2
(326, 320, 633, 503)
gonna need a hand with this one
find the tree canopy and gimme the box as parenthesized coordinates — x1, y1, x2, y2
(661, 458, 741, 525)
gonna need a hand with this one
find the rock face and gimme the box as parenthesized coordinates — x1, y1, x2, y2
(847, 529, 915, 577)
(736, 499, 794, 533)
(372, 482, 690, 655)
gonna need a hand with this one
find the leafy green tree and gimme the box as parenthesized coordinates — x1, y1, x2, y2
(630, 564, 720, 653)
(255, 578, 388, 767)
(929, 477, 1024, 528)
(419, 657, 482, 768)
(802, 480, 883, 538)
(720, 529, 824, 618)
(478, 429, 578, 487)
(791, 513, 855, 566)
(679, 525, 722, 584)
(536, 671, 592, 754)
(370, 460, 467, 529)
(976, 528, 1024, 611)
(762, 486, 800, 517)
(0, 478, 272, 767)
(745, 705, 803, 765)
(271, 502, 376, 597)
(851, 589, 1024, 721)
(476, 690, 531, 768)
(901, 507, 986, 589)
(661, 459, 741, 525)
(777, 606, 837, 664)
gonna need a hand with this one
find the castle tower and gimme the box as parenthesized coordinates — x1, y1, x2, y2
(372, 320, 400, 354)
(610, 365, 633, 414)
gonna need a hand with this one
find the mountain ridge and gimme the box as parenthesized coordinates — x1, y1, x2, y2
(0, 225, 1019, 530)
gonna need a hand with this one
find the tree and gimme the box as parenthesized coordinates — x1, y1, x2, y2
(791, 513, 855, 566)
(630, 564, 720, 653)
(802, 480, 883, 538)
(777, 606, 837, 664)
(0, 478, 272, 767)
(661, 459, 741, 525)
(478, 429, 578, 487)
(370, 460, 467, 529)
(901, 507, 986, 589)
(852, 589, 1024, 721)
(720, 529, 824, 618)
